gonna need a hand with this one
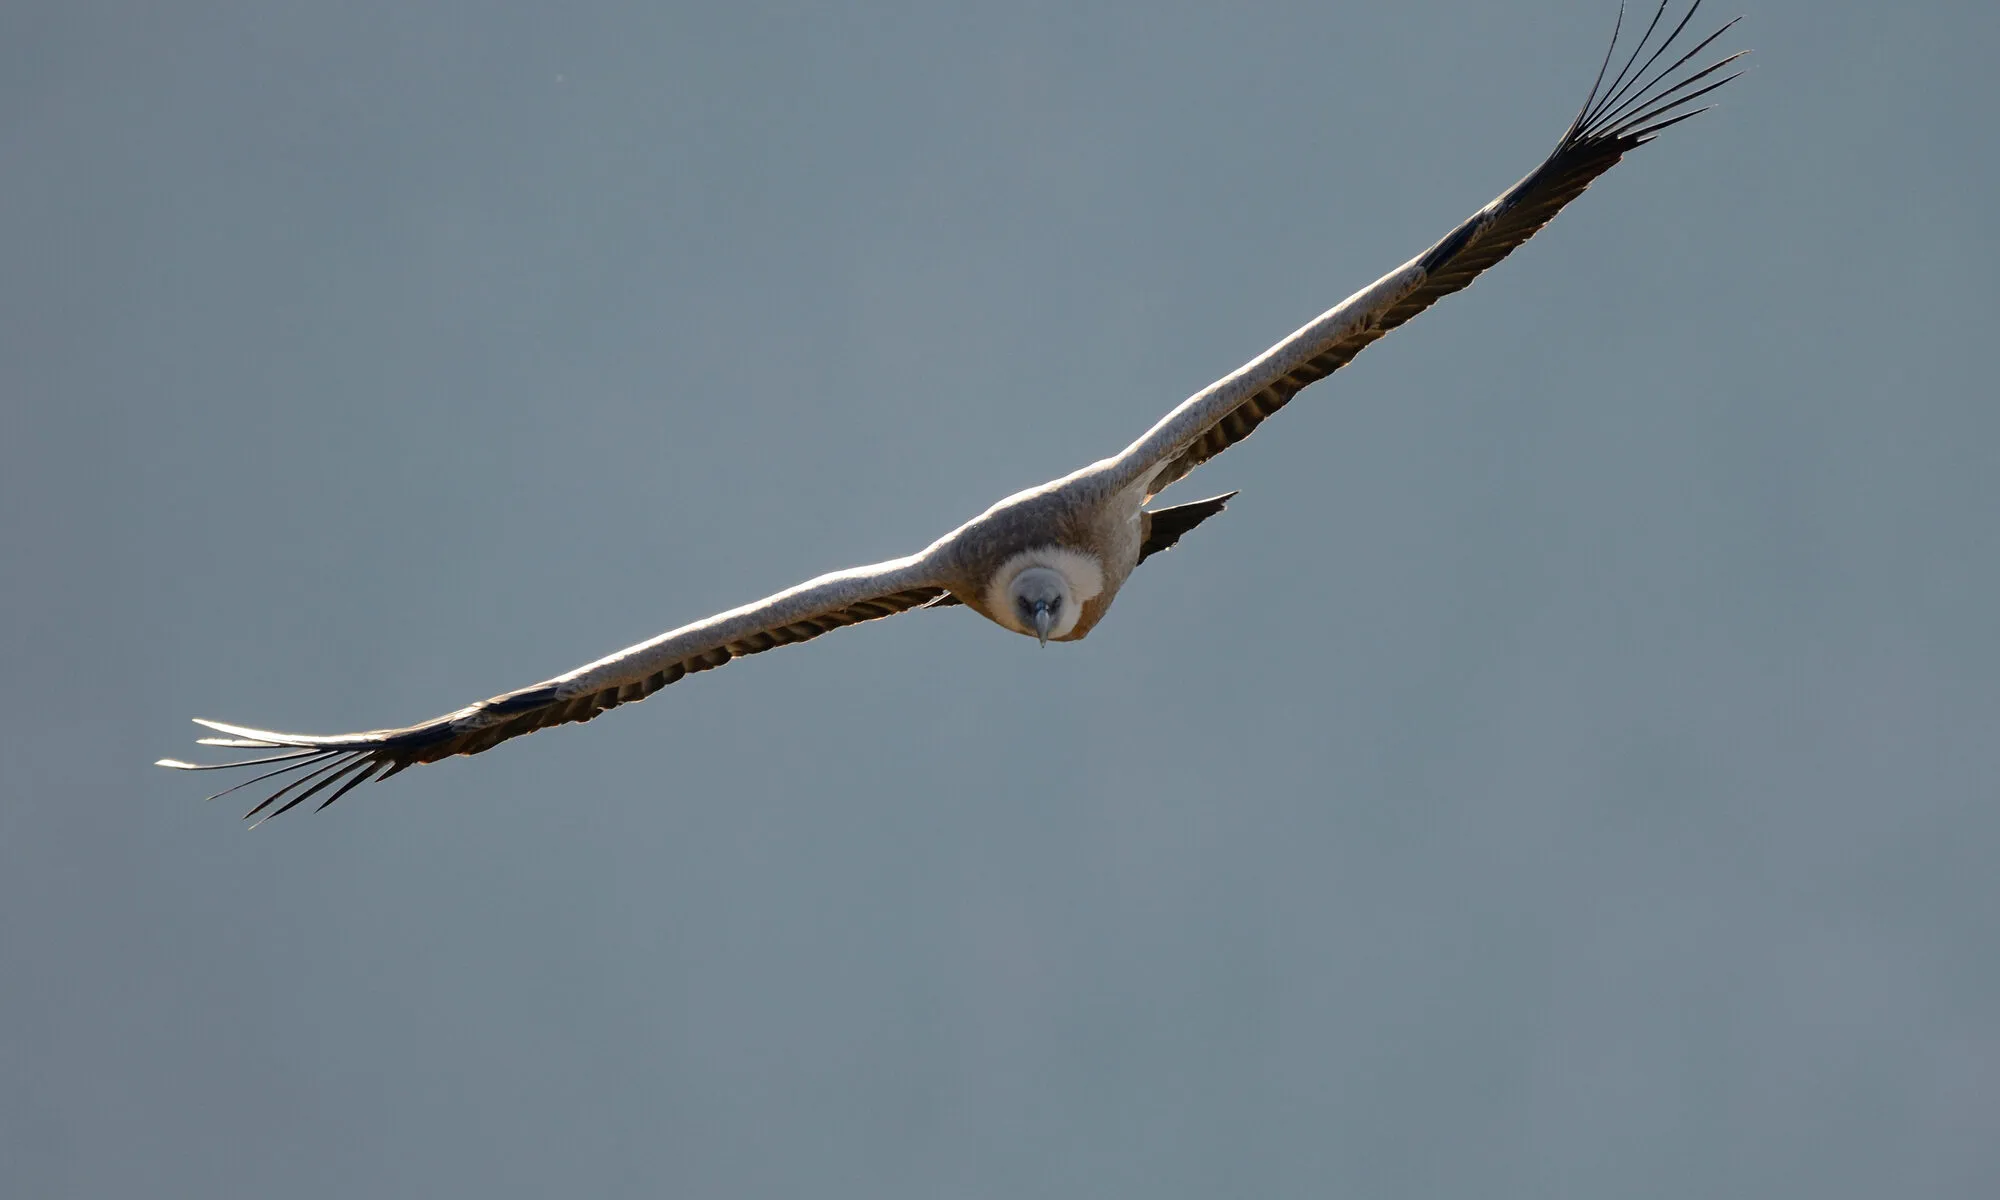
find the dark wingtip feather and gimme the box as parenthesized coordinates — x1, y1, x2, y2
(1626, 97, 1725, 144)
(158, 748, 325, 772)
(243, 754, 354, 823)
(198, 750, 340, 804)
(1569, 3, 1745, 151)
(1564, 1, 1629, 141)
(162, 714, 402, 822)
(253, 757, 377, 825)
(1587, 0, 1700, 131)
(161, 704, 460, 820)
(1607, 57, 1747, 138)
(315, 761, 390, 813)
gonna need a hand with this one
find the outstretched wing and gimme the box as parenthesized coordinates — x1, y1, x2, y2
(159, 556, 950, 823)
(1111, 0, 1744, 497)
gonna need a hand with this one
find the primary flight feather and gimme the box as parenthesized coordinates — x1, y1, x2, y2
(161, 2, 1744, 823)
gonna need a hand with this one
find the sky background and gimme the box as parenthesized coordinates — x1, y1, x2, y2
(5, 1, 1997, 1196)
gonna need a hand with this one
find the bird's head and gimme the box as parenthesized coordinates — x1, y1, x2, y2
(985, 545, 1103, 646)
(1006, 566, 1074, 646)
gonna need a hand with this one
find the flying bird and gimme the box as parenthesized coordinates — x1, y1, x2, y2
(161, 1, 1743, 823)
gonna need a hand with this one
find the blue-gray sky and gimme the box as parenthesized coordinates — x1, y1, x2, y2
(5, 1, 1997, 1196)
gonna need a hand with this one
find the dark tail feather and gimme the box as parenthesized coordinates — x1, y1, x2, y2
(1139, 492, 1238, 565)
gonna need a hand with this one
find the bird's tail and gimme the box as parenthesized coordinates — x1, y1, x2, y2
(1139, 492, 1239, 564)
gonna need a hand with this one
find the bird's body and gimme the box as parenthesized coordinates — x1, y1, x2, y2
(937, 469, 1143, 641)
(163, 1, 1744, 822)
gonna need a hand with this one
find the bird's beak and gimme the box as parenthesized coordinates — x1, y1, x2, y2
(1033, 601, 1053, 647)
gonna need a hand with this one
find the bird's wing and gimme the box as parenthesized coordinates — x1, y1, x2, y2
(1107, 0, 1743, 497)
(159, 555, 950, 823)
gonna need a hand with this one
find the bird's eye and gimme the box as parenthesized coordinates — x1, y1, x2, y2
(1046, 596, 1061, 612)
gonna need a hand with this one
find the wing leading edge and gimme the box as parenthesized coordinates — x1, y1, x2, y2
(159, 559, 947, 823)
(1115, 0, 1744, 497)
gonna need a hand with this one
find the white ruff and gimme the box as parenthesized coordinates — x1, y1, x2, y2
(985, 545, 1104, 637)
